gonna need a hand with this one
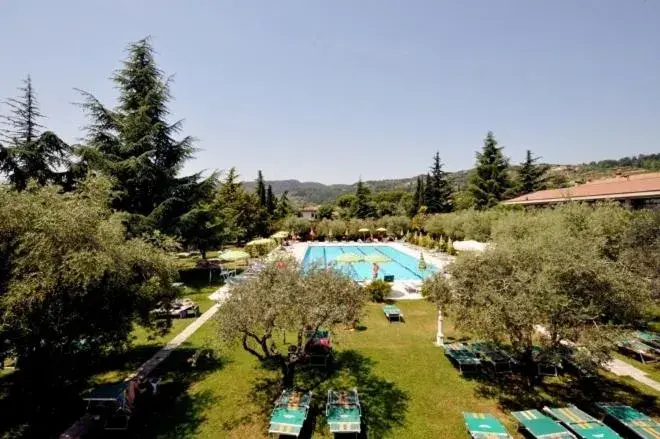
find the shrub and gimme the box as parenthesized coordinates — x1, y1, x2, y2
(364, 279, 392, 302)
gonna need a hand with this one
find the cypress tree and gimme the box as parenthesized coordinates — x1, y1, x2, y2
(0, 75, 70, 190)
(77, 38, 215, 234)
(424, 173, 433, 208)
(266, 184, 276, 214)
(427, 152, 453, 213)
(469, 131, 511, 209)
(255, 170, 267, 207)
(409, 176, 423, 216)
(354, 179, 372, 219)
(517, 149, 548, 195)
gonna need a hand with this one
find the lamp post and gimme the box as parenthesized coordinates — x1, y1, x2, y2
(435, 308, 445, 346)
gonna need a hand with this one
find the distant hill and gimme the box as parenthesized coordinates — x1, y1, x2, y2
(243, 155, 660, 206)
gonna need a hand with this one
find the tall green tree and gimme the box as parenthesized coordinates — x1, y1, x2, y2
(76, 38, 215, 235)
(255, 170, 267, 207)
(424, 174, 433, 208)
(266, 184, 276, 214)
(516, 149, 548, 195)
(409, 176, 423, 217)
(0, 75, 70, 190)
(353, 179, 372, 219)
(426, 152, 453, 213)
(214, 168, 263, 241)
(469, 131, 511, 209)
(275, 190, 294, 219)
(0, 177, 176, 433)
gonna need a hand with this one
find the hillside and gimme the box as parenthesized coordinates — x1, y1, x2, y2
(243, 153, 660, 206)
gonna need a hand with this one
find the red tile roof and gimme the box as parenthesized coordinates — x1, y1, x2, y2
(503, 172, 660, 205)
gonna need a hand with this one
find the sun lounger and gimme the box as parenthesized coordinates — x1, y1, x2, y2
(511, 409, 576, 438)
(444, 343, 481, 374)
(596, 403, 660, 439)
(326, 388, 361, 435)
(617, 338, 659, 364)
(471, 342, 516, 373)
(533, 346, 561, 376)
(383, 305, 404, 322)
(635, 331, 660, 350)
(463, 412, 512, 438)
(268, 389, 312, 437)
(543, 405, 622, 439)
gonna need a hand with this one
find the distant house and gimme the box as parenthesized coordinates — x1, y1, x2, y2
(502, 172, 660, 209)
(299, 206, 319, 220)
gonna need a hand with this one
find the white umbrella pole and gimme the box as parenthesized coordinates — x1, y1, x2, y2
(435, 307, 445, 346)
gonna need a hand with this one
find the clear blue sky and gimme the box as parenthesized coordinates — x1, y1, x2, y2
(1, 1, 658, 184)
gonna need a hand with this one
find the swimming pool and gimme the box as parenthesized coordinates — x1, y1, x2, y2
(302, 245, 437, 281)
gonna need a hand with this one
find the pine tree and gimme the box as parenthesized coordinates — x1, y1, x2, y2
(469, 131, 512, 209)
(266, 184, 276, 214)
(275, 190, 293, 218)
(0, 75, 70, 190)
(517, 149, 548, 195)
(255, 170, 267, 207)
(427, 152, 453, 213)
(354, 179, 372, 219)
(77, 38, 215, 234)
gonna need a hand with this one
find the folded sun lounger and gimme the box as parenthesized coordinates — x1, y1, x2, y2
(471, 342, 516, 373)
(543, 405, 621, 439)
(511, 409, 576, 438)
(635, 331, 660, 350)
(596, 402, 660, 439)
(444, 343, 481, 374)
(463, 412, 512, 438)
(617, 338, 659, 364)
(383, 305, 403, 322)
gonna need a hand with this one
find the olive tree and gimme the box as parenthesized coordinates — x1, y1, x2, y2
(428, 204, 652, 387)
(0, 176, 177, 412)
(217, 257, 367, 384)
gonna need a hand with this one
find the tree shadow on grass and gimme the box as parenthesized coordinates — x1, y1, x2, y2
(127, 346, 227, 438)
(250, 349, 409, 439)
(472, 369, 659, 417)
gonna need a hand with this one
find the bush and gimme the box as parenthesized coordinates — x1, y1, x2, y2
(364, 279, 392, 302)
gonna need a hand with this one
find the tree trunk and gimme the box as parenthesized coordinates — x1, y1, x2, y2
(521, 348, 536, 390)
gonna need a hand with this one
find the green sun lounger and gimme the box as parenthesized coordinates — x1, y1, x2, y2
(445, 343, 481, 374)
(511, 409, 576, 438)
(635, 331, 660, 350)
(617, 338, 659, 364)
(268, 389, 312, 437)
(463, 412, 512, 438)
(383, 305, 403, 322)
(543, 405, 622, 439)
(596, 403, 660, 439)
(471, 342, 516, 373)
(326, 388, 361, 435)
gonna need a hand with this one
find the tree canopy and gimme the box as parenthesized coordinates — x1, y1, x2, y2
(469, 132, 512, 209)
(424, 203, 653, 386)
(516, 149, 548, 195)
(425, 152, 453, 213)
(353, 179, 373, 219)
(217, 258, 367, 383)
(0, 176, 177, 403)
(77, 37, 215, 235)
(0, 75, 70, 190)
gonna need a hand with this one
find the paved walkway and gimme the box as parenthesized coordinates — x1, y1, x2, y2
(133, 288, 226, 378)
(605, 358, 660, 393)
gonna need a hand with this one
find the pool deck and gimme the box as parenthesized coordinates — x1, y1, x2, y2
(290, 242, 454, 300)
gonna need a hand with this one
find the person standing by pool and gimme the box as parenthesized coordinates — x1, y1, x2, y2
(372, 262, 379, 280)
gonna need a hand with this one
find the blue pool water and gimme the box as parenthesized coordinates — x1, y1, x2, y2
(302, 245, 437, 281)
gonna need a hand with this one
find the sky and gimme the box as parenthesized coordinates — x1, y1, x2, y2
(1, 1, 659, 184)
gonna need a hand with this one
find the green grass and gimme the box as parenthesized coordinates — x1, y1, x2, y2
(131, 300, 660, 438)
(90, 281, 222, 385)
(613, 351, 660, 384)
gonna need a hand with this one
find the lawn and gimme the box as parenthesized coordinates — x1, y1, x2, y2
(131, 300, 660, 438)
(90, 280, 222, 385)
